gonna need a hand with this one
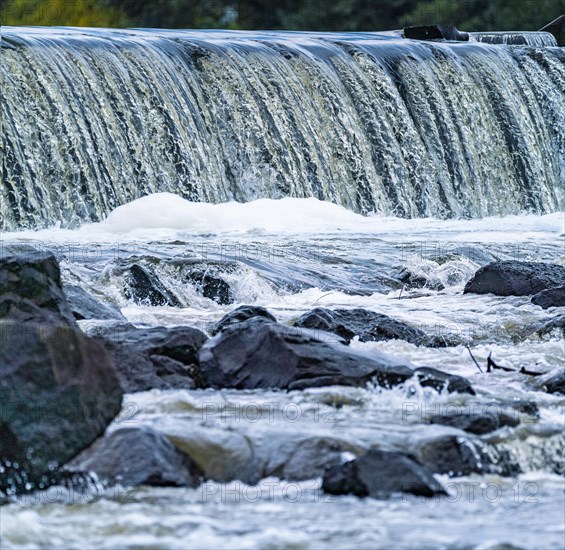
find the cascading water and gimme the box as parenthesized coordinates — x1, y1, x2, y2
(1, 27, 564, 230)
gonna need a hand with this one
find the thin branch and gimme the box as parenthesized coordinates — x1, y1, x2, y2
(466, 346, 483, 373)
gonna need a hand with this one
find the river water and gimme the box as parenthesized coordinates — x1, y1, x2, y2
(1, 196, 563, 549)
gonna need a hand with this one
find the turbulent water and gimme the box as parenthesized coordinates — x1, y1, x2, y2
(1, 27, 564, 229)
(1, 196, 564, 549)
(1, 26, 564, 550)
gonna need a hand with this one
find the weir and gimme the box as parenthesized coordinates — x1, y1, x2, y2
(1, 27, 564, 229)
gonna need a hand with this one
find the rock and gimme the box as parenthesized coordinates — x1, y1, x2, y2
(261, 436, 364, 481)
(64, 284, 126, 321)
(66, 427, 202, 488)
(428, 411, 519, 435)
(0, 247, 76, 325)
(403, 25, 469, 41)
(210, 305, 277, 335)
(0, 321, 123, 494)
(537, 368, 565, 395)
(417, 435, 495, 477)
(186, 270, 233, 305)
(412, 367, 475, 395)
(540, 15, 565, 46)
(394, 267, 444, 291)
(89, 324, 208, 392)
(123, 263, 182, 307)
(531, 285, 565, 309)
(533, 315, 565, 338)
(293, 307, 427, 345)
(199, 318, 414, 391)
(322, 449, 446, 499)
(464, 261, 565, 297)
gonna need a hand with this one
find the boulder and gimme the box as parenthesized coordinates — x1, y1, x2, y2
(531, 285, 565, 309)
(0, 247, 76, 325)
(0, 321, 123, 494)
(66, 427, 202, 488)
(428, 411, 519, 435)
(537, 368, 565, 395)
(533, 315, 565, 338)
(412, 367, 475, 395)
(210, 305, 277, 335)
(64, 284, 126, 321)
(123, 263, 182, 307)
(416, 435, 500, 477)
(88, 323, 208, 392)
(464, 261, 565, 297)
(293, 307, 427, 345)
(186, 270, 233, 305)
(199, 318, 413, 391)
(403, 25, 469, 41)
(322, 449, 446, 499)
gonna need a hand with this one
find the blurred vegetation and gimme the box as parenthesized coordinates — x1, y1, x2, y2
(1, 0, 563, 31)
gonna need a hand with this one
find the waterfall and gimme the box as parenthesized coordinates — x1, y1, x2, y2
(1, 27, 564, 230)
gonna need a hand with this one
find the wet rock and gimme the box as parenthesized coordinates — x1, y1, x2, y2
(210, 305, 277, 335)
(322, 449, 446, 499)
(89, 323, 208, 392)
(428, 411, 519, 435)
(186, 270, 233, 305)
(533, 314, 565, 338)
(414, 435, 517, 476)
(531, 285, 565, 309)
(66, 427, 202, 488)
(0, 321, 123, 494)
(412, 367, 475, 395)
(0, 247, 76, 325)
(293, 307, 427, 345)
(537, 368, 565, 395)
(123, 263, 182, 307)
(199, 318, 413, 391)
(404, 25, 469, 41)
(261, 436, 365, 481)
(394, 267, 444, 291)
(464, 261, 565, 297)
(64, 284, 126, 321)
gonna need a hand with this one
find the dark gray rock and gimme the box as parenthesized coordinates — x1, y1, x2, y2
(210, 305, 277, 335)
(464, 261, 565, 297)
(537, 368, 565, 395)
(0, 321, 123, 494)
(199, 318, 413, 391)
(415, 435, 519, 477)
(0, 247, 76, 325)
(322, 449, 446, 499)
(412, 367, 475, 395)
(64, 284, 126, 321)
(66, 427, 202, 488)
(186, 270, 233, 305)
(534, 315, 565, 338)
(394, 267, 444, 291)
(532, 285, 565, 309)
(429, 411, 519, 435)
(293, 307, 427, 345)
(89, 324, 208, 392)
(123, 264, 182, 307)
(404, 25, 470, 41)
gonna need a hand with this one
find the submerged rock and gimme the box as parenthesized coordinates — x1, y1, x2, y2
(322, 449, 446, 499)
(428, 411, 519, 435)
(293, 307, 427, 345)
(123, 263, 182, 307)
(536, 368, 565, 395)
(464, 261, 565, 297)
(64, 284, 126, 321)
(412, 367, 475, 395)
(0, 247, 76, 325)
(531, 285, 565, 309)
(210, 305, 277, 335)
(404, 25, 469, 41)
(199, 318, 413, 390)
(89, 324, 208, 392)
(0, 321, 123, 494)
(66, 427, 202, 488)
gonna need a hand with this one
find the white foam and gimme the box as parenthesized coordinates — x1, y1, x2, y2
(2, 193, 563, 243)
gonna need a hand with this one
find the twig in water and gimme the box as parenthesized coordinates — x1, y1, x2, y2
(466, 346, 483, 373)
(519, 367, 544, 377)
(487, 353, 515, 373)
